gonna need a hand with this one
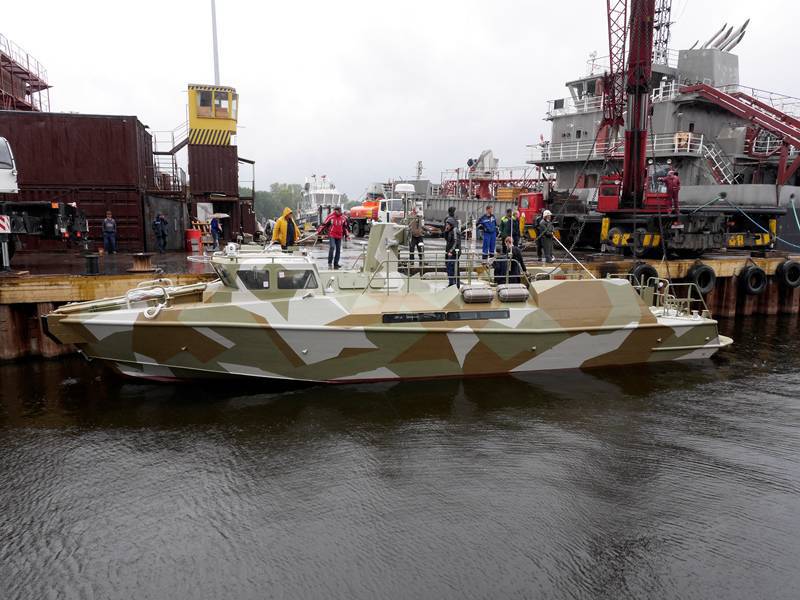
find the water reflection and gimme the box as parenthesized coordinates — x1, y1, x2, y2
(0, 316, 799, 600)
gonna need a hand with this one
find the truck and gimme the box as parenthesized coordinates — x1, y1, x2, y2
(348, 183, 425, 237)
(0, 136, 89, 267)
(348, 183, 385, 237)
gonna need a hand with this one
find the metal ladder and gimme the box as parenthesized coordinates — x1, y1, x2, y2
(702, 141, 736, 184)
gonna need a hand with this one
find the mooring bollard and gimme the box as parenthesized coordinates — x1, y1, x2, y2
(84, 253, 100, 276)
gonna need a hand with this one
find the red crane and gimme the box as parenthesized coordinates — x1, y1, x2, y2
(598, 0, 670, 214)
(599, 0, 628, 150)
(620, 0, 656, 208)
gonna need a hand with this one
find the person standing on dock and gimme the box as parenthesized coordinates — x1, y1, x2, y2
(500, 208, 513, 241)
(152, 213, 169, 253)
(476, 205, 497, 260)
(102, 211, 117, 255)
(538, 209, 555, 263)
(272, 207, 300, 250)
(210, 216, 223, 250)
(534, 209, 544, 261)
(318, 206, 349, 269)
(444, 206, 460, 287)
(408, 207, 425, 270)
(500, 209, 521, 247)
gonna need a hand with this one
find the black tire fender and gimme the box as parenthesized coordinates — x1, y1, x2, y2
(739, 265, 767, 296)
(629, 262, 659, 287)
(776, 259, 800, 289)
(687, 263, 716, 295)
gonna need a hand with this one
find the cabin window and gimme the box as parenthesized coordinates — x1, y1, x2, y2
(688, 122, 695, 133)
(214, 91, 229, 118)
(231, 94, 238, 120)
(0, 141, 12, 169)
(447, 310, 510, 321)
(197, 90, 213, 117)
(277, 269, 318, 289)
(238, 269, 270, 290)
(575, 130, 582, 140)
(382, 312, 446, 324)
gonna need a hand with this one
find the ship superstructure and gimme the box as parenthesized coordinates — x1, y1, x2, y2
(530, 10, 800, 252)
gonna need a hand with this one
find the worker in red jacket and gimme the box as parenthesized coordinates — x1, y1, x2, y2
(317, 206, 350, 269)
(664, 170, 681, 214)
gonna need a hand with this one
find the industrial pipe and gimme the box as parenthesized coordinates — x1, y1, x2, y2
(701, 23, 727, 49)
(712, 26, 735, 49)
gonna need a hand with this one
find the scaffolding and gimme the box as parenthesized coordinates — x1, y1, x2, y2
(0, 33, 50, 111)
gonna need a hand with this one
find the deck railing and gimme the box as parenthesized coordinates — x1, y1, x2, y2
(618, 274, 711, 316)
(528, 132, 704, 163)
(547, 81, 800, 121)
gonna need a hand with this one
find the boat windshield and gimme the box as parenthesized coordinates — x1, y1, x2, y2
(212, 263, 238, 288)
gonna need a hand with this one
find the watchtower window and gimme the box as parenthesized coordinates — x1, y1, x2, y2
(214, 92, 229, 118)
(197, 91, 213, 118)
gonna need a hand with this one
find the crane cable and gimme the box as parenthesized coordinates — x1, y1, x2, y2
(544, 127, 605, 275)
(648, 116, 673, 284)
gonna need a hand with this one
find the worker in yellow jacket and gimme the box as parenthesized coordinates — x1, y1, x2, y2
(272, 207, 300, 249)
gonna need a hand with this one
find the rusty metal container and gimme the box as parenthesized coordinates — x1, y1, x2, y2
(187, 144, 238, 197)
(0, 111, 154, 189)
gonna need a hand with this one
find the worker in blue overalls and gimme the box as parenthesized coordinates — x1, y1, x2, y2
(476, 204, 498, 260)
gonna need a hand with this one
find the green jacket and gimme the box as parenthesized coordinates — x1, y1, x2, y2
(500, 215, 520, 242)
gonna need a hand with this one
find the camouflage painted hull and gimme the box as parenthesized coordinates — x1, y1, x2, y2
(45, 278, 732, 384)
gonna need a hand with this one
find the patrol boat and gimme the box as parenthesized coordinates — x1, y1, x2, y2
(43, 224, 731, 383)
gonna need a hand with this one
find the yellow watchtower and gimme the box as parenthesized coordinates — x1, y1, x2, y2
(187, 84, 238, 145)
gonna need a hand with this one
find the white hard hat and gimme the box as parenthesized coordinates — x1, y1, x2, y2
(543, 209, 552, 217)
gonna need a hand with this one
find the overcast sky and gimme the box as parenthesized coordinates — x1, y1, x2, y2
(6, 0, 798, 199)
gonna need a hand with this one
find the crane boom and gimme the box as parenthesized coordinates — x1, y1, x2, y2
(620, 0, 656, 208)
(600, 0, 628, 150)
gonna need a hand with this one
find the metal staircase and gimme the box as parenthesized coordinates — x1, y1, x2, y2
(702, 141, 736, 184)
(148, 122, 189, 195)
(682, 83, 800, 185)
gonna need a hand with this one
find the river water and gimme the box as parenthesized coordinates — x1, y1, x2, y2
(1, 316, 799, 599)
